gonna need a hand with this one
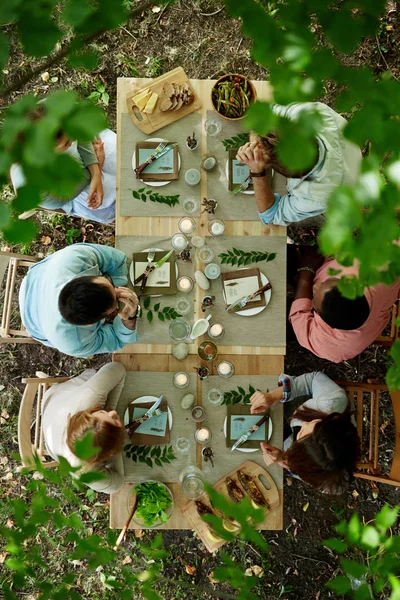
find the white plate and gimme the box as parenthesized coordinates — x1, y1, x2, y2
(225, 160, 254, 195)
(132, 137, 181, 187)
(124, 396, 173, 430)
(129, 247, 179, 298)
(223, 415, 273, 453)
(223, 271, 272, 317)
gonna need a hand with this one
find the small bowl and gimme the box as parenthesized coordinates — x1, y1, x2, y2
(211, 73, 257, 121)
(131, 480, 174, 529)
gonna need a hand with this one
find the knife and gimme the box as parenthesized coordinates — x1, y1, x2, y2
(134, 249, 174, 291)
(135, 143, 178, 176)
(125, 395, 164, 436)
(231, 412, 269, 452)
(225, 282, 272, 313)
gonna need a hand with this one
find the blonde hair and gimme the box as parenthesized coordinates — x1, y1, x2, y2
(256, 132, 318, 178)
(66, 406, 125, 465)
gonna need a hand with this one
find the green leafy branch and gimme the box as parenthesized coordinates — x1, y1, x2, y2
(124, 444, 177, 468)
(87, 81, 109, 106)
(140, 297, 181, 324)
(219, 248, 276, 267)
(131, 188, 180, 207)
(223, 385, 256, 405)
(222, 132, 249, 151)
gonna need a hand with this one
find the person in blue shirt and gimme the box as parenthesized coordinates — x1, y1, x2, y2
(236, 102, 362, 227)
(19, 243, 139, 357)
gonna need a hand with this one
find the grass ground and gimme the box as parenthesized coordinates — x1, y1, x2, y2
(1, 1, 400, 598)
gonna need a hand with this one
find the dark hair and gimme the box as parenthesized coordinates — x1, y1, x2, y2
(257, 133, 318, 178)
(320, 286, 370, 330)
(58, 276, 115, 326)
(283, 401, 360, 494)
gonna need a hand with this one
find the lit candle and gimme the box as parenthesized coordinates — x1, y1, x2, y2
(217, 361, 234, 378)
(209, 323, 224, 339)
(172, 233, 189, 251)
(195, 427, 212, 445)
(177, 276, 194, 293)
(173, 371, 189, 388)
(178, 217, 196, 235)
(208, 219, 225, 236)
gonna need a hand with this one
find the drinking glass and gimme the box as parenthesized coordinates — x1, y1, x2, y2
(206, 388, 225, 406)
(175, 437, 191, 456)
(196, 246, 215, 264)
(180, 196, 200, 214)
(169, 319, 191, 341)
(175, 296, 191, 316)
(179, 466, 205, 500)
(204, 117, 222, 136)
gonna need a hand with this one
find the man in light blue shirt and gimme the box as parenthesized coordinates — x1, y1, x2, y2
(236, 102, 362, 227)
(19, 243, 139, 357)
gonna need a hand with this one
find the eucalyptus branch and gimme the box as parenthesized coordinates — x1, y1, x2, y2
(0, 0, 160, 101)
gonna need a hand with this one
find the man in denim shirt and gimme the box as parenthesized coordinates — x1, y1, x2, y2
(19, 243, 139, 357)
(236, 102, 362, 227)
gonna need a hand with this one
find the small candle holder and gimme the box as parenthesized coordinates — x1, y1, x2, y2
(178, 246, 192, 262)
(191, 236, 205, 249)
(178, 216, 196, 235)
(198, 340, 218, 362)
(191, 406, 205, 422)
(201, 295, 216, 312)
(206, 388, 224, 406)
(180, 196, 200, 214)
(208, 218, 225, 236)
(175, 436, 191, 455)
(217, 360, 235, 379)
(194, 366, 209, 380)
(175, 296, 191, 316)
(173, 371, 190, 389)
(196, 246, 215, 264)
(172, 233, 189, 251)
(195, 427, 212, 445)
(185, 168, 201, 186)
(208, 322, 225, 340)
(177, 276, 194, 293)
(186, 132, 198, 151)
(205, 263, 221, 280)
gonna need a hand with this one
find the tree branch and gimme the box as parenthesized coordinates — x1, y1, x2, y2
(0, 0, 160, 101)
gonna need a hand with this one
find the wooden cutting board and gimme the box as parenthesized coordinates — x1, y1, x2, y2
(181, 460, 280, 553)
(126, 67, 202, 134)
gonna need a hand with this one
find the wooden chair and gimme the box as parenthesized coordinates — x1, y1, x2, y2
(18, 374, 69, 469)
(374, 294, 400, 346)
(0, 250, 39, 344)
(339, 381, 400, 487)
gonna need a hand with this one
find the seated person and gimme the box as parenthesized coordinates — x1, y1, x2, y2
(10, 104, 116, 223)
(250, 371, 360, 494)
(289, 247, 400, 363)
(42, 363, 127, 494)
(19, 243, 139, 357)
(236, 102, 362, 227)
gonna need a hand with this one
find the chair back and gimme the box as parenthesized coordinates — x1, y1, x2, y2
(0, 250, 39, 344)
(375, 293, 399, 346)
(18, 376, 69, 469)
(339, 381, 400, 487)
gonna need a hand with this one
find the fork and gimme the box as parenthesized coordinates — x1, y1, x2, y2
(134, 142, 167, 175)
(231, 174, 251, 195)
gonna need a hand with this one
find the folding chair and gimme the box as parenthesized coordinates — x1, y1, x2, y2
(374, 293, 400, 346)
(0, 250, 39, 344)
(339, 381, 400, 487)
(18, 374, 70, 469)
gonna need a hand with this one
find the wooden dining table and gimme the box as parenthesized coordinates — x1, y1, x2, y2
(111, 76, 287, 537)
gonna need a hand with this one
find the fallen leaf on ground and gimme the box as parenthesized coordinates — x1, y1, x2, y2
(1, 472, 13, 481)
(303, 501, 309, 512)
(6, 519, 14, 528)
(0, 552, 8, 563)
(0, 456, 9, 465)
(352, 490, 359, 498)
(286, 477, 293, 486)
(1, 409, 9, 419)
(152, 6, 161, 12)
(245, 565, 264, 578)
(208, 571, 218, 584)
(41, 236, 52, 246)
(134, 529, 144, 538)
(122, 556, 132, 565)
(185, 565, 196, 575)
(41, 72, 49, 82)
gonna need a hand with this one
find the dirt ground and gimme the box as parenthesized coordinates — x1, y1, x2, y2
(1, 1, 400, 598)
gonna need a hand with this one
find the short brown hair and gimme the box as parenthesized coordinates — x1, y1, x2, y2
(67, 406, 125, 465)
(256, 133, 318, 179)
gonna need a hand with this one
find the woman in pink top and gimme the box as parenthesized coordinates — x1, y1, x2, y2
(289, 247, 400, 363)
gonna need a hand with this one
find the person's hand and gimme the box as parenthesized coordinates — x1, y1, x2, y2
(93, 138, 105, 170)
(116, 288, 139, 320)
(87, 174, 104, 209)
(260, 443, 284, 466)
(249, 387, 283, 414)
(236, 141, 266, 174)
(298, 245, 325, 272)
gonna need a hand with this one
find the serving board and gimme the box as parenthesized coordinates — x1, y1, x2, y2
(126, 67, 202, 134)
(181, 460, 280, 553)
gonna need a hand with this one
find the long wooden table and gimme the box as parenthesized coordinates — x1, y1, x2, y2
(111, 77, 286, 534)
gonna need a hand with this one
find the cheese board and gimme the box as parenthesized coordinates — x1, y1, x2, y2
(126, 67, 202, 134)
(181, 460, 280, 553)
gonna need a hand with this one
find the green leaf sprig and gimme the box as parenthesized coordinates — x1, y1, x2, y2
(222, 132, 249, 151)
(139, 297, 181, 324)
(219, 248, 276, 267)
(124, 444, 177, 468)
(131, 188, 180, 207)
(222, 385, 256, 405)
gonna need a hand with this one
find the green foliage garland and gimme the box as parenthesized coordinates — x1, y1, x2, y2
(132, 188, 180, 207)
(222, 132, 249, 151)
(219, 248, 276, 267)
(124, 444, 177, 468)
(222, 385, 256, 405)
(140, 297, 181, 324)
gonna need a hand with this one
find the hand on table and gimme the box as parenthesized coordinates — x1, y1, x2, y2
(236, 141, 266, 174)
(249, 388, 283, 414)
(116, 287, 139, 320)
(87, 175, 104, 209)
(260, 443, 284, 467)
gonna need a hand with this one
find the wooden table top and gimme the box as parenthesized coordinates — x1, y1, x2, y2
(111, 77, 285, 537)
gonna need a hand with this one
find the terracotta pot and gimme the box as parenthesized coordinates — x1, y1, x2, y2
(211, 73, 257, 121)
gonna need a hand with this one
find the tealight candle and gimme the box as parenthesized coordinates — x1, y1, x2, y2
(171, 233, 189, 251)
(178, 217, 196, 235)
(208, 219, 225, 236)
(173, 371, 190, 389)
(177, 276, 194, 293)
(208, 323, 225, 339)
(195, 427, 212, 445)
(185, 168, 201, 186)
(191, 406, 205, 422)
(217, 360, 234, 378)
(191, 236, 205, 249)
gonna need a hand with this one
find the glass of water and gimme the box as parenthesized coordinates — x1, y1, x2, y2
(169, 319, 191, 341)
(180, 196, 200, 214)
(206, 388, 225, 407)
(175, 296, 191, 316)
(204, 117, 222, 136)
(179, 466, 205, 500)
(175, 437, 191, 456)
(196, 246, 215, 264)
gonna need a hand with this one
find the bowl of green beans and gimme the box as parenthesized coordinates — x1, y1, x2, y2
(211, 74, 257, 120)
